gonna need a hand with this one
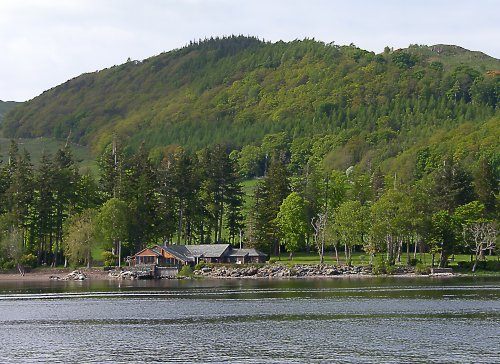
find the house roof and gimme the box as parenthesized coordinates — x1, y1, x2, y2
(227, 250, 249, 257)
(232, 248, 267, 257)
(134, 244, 265, 262)
(158, 245, 193, 262)
(183, 244, 231, 258)
(132, 247, 162, 257)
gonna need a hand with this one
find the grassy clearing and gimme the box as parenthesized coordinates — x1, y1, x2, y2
(269, 251, 499, 267)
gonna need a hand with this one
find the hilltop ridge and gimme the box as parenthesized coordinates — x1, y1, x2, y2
(2, 36, 498, 176)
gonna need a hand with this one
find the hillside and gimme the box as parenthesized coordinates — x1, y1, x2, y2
(0, 100, 21, 127)
(2, 36, 499, 178)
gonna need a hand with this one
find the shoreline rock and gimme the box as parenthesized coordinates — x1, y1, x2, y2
(193, 264, 416, 279)
(49, 270, 88, 281)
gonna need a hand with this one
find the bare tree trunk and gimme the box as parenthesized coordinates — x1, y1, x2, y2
(333, 244, 339, 266)
(406, 237, 411, 266)
(396, 239, 402, 263)
(177, 198, 183, 245)
(413, 238, 418, 259)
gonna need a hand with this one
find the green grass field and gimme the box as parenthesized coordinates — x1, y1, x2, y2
(269, 251, 498, 267)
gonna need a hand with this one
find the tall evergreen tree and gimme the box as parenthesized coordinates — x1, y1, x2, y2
(252, 153, 290, 254)
(430, 156, 475, 212)
(474, 156, 499, 216)
(34, 151, 55, 265)
(156, 155, 178, 243)
(6, 150, 34, 250)
(52, 145, 79, 265)
(121, 143, 158, 250)
(98, 138, 125, 200)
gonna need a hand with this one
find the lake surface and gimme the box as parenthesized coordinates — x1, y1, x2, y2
(0, 276, 499, 363)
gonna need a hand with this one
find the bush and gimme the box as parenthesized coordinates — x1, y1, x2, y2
(409, 258, 419, 267)
(2, 260, 16, 270)
(102, 251, 117, 267)
(268, 258, 277, 264)
(178, 265, 193, 277)
(414, 263, 429, 275)
(485, 260, 500, 271)
(385, 264, 397, 275)
(456, 261, 473, 270)
(372, 258, 386, 275)
(194, 261, 206, 271)
(20, 254, 37, 268)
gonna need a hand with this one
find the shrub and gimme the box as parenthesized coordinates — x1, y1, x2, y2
(194, 261, 206, 271)
(456, 261, 473, 270)
(409, 258, 419, 267)
(385, 264, 397, 275)
(20, 254, 37, 268)
(372, 258, 386, 275)
(2, 260, 16, 270)
(102, 251, 117, 267)
(178, 265, 193, 277)
(485, 261, 500, 271)
(268, 258, 277, 264)
(414, 263, 429, 275)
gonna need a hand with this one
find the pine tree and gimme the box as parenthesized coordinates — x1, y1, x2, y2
(7, 150, 34, 250)
(121, 143, 158, 250)
(98, 138, 125, 200)
(156, 155, 178, 243)
(52, 145, 79, 265)
(35, 151, 55, 265)
(474, 156, 499, 216)
(252, 153, 290, 255)
(431, 156, 475, 212)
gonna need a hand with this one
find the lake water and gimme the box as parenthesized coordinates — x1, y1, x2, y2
(0, 276, 499, 363)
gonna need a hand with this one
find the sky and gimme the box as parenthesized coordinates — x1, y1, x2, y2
(1, 0, 499, 102)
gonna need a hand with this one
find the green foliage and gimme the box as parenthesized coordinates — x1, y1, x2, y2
(276, 192, 308, 253)
(2, 37, 497, 165)
(102, 251, 117, 267)
(0, 37, 498, 269)
(409, 258, 419, 267)
(63, 208, 100, 267)
(0, 101, 21, 125)
(429, 210, 459, 267)
(97, 198, 129, 250)
(194, 261, 206, 271)
(178, 264, 193, 277)
(19, 254, 37, 268)
(456, 260, 499, 272)
(414, 263, 430, 274)
(385, 264, 397, 275)
(372, 257, 387, 275)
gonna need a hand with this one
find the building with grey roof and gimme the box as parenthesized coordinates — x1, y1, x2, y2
(132, 244, 266, 267)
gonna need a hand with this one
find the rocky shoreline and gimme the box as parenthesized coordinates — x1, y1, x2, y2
(0, 264, 459, 281)
(193, 264, 416, 278)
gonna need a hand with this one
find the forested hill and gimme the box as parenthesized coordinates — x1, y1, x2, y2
(0, 101, 21, 126)
(2, 36, 499, 175)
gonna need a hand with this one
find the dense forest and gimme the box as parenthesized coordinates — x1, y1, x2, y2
(0, 36, 498, 271)
(3, 37, 499, 176)
(0, 101, 19, 125)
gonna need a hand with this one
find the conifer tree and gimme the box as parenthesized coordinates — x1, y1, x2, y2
(474, 156, 499, 216)
(35, 151, 55, 265)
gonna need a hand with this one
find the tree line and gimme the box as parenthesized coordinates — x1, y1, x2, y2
(0, 133, 498, 271)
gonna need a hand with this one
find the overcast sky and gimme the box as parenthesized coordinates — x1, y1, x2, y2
(1, 0, 499, 101)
